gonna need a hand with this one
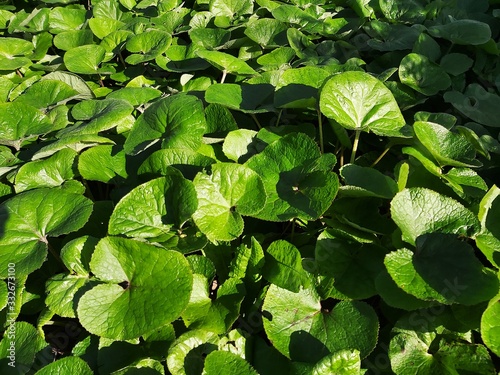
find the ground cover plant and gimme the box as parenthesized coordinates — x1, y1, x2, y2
(0, 0, 500, 373)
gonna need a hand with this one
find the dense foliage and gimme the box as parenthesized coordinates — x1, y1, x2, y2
(0, 0, 500, 373)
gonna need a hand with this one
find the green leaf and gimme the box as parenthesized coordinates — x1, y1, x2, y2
(257, 47, 295, 69)
(481, 297, 500, 356)
(182, 275, 245, 333)
(166, 329, 219, 375)
(203, 350, 259, 375)
(413, 121, 480, 167)
(440, 53, 473, 76)
(41, 71, 95, 100)
(35, 356, 93, 375)
(78, 145, 127, 183)
(64, 45, 107, 74)
(210, 0, 254, 20)
(60, 235, 98, 276)
(138, 148, 216, 180)
(389, 314, 496, 375)
(124, 94, 206, 155)
(0, 322, 47, 374)
(311, 350, 361, 375)
(53, 29, 94, 51)
(0, 187, 93, 278)
(375, 269, 436, 311)
(428, 19, 491, 45)
(315, 231, 386, 300)
(390, 187, 480, 245)
(444, 84, 500, 127)
(379, 0, 426, 23)
(476, 185, 500, 268)
(0, 37, 33, 70)
(244, 18, 287, 48)
(399, 53, 451, 96)
(245, 133, 339, 222)
(109, 175, 198, 243)
(205, 83, 275, 113)
(14, 80, 79, 109)
(385, 234, 499, 305)
(222, 129, 259, 163)
(262, 240, 310, 293)
(125, 29, 172, 65)
(263, 285, 379, 362)
(49, 6, 87, 33)
(61, 98, 133, 136)
(192, 163, 266, 242)
(319, 71, 408, 137)
(339, 164, 398, 199)
(14, 148, 77, 192)
(274, 66, 331, 109)
(77, 236, 193, 340)
(196, 50, 257, 75)
(0, 102, 53, 150)
(45, 273, 89, 318)
(107, 87, 162, 106)
(32, 134, 115, 160)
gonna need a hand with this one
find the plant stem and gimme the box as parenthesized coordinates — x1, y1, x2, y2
(251, 114, 262, 129)
(317, 107, 324, 153)
(350, 130, 361, 164)
(15, 69, 23, 78)
(220, 70, 227, 83)
(371, 147, 391, 167)
(339, 147, 344, 167)
(275, 109, 282, 126)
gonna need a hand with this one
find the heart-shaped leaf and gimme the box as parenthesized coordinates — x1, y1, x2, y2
(399, 53, 451, 96)
(319, 71, 408, 137)
(263, 285, 379, 362)
(0, 187, 93, 278)
(245, 133, 339, 221)
(124, 94, 206, 155)
(385, 234, 498, 305)
(192, 163, 266, 242)
(391, 187, 480, 245)
(77, 236, 193, 340)
(109, 175, 201, 249)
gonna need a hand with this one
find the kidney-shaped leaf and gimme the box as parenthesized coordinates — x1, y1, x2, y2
(428, 19, 491, 45)
(390, 187, 480, 245)
(192, 163, 266, 242)
(385, 234, 499, 305)
(263, 285, 379, 362)
(414, 121, 480, 167)
(64, 44, 107, 74)
(62, 98, 133, 136)
(320, 71, 408, 137)
(125, 29, 172, 65)
(399, 53, 451, 96)
(124, 94, 206, 155)
(0, 187, 92, 278)
(0, 102, 53, 150)
(14, 80, 79, 109)
(109, 175, 198, 243)
(205, 83, 275, 113)
(203, 350, 259, 375)
(246, 133, 339, 222)
(444, 84, 500, 128)
(0, 37, 33, 70)
(197, 50, 256, 76)
(34, 356, 93, 375)
(77, 236, 193, 340)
